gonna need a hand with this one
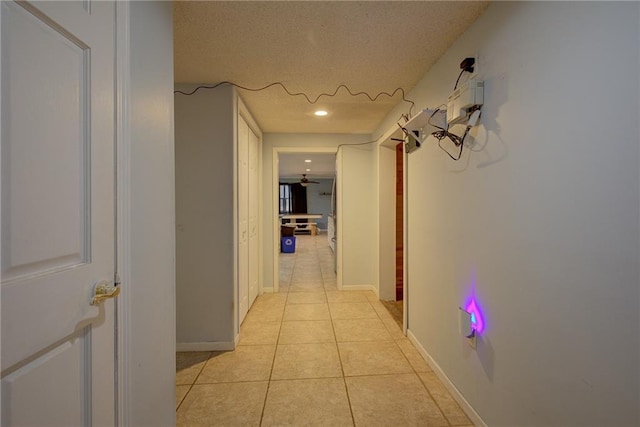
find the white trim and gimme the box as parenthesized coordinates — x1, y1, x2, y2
(272, 149, 280, 292)
(341, 284, 377, 295)
(407, 330, 487, 427)
(232, 91, 239, 339)
(237, 96, 262, 140)
(176, 341, 236, 352)
(0, 5, 4, 420)
(257, 130, 264, 298)
(402, 140, 408, 335)
(262, 287, 274, 293)
(115, 2, 131, 426)
(335, 149, 343, 291)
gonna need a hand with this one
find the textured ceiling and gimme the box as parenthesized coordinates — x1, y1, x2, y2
(174, 1, 489, 134)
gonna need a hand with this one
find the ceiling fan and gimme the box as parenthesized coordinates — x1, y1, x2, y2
(299, 174, 319, 187)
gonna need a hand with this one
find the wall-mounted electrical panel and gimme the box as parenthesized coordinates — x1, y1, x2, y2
(446, 78, 484, 125)
(403, 108, 447, 153)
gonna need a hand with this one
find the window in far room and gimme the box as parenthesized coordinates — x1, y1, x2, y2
(279, 183, 292, 214)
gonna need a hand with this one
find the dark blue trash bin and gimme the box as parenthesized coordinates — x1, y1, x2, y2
(281, 236, 296, 253)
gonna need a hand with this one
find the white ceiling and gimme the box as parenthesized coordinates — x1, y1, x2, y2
(279, 153, 337, 179)
(173, 1, 489, 134)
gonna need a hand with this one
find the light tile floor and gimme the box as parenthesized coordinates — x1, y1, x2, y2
(176, 235, 474, 426)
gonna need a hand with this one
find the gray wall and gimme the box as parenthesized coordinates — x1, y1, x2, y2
(374, 2, 640, 425)
(306, 178, 333, 230)
(127, 1, 176, 425)
(175, 85, 235, 345)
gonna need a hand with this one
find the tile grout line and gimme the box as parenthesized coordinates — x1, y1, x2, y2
(330, 256, 443, 425)
(293, 235, 355, 425)
(323, 233, 357, 427)
(260, 235, 326, 424)
(377, 303, 453, 426)
(416, 373, 454, 427)
(259, 247, 292, 427)
(370, 297, 453, 425)
(329, 294, 357, 426)
(373, 300, 458, 426)
(176, 351, 214, 412)
(175, 383, 193, 412)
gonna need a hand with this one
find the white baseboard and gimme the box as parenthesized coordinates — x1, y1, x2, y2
(372, 285, 380, 298)
(341, 284, 376, 293)
(407, 330, 487, 427)
(262, 287, 274, 293)
(176, 341, 236, 352)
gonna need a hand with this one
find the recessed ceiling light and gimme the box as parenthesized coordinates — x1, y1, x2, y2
(306, 168, 311, 172)
(314, 110, 328, 117)
(304, 159, 312, 163)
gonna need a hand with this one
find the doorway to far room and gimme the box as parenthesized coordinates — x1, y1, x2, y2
(276, 151, 337, 292)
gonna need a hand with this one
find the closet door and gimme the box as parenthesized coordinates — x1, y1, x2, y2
(237, 116, 249, 323)
(248, 128, 259, 306)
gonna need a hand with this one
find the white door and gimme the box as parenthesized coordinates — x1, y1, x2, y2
(237, 115, 249, 323)
(248, 128, 259, 306)
(1, 1, 117, 425)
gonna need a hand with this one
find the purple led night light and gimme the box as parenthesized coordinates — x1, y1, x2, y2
(465, 297, 485, 334)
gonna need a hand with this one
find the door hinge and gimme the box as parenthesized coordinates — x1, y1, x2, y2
(114, 272, 122, 287)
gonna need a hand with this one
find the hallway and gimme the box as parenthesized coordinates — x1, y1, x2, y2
(176, 235, 473, 426)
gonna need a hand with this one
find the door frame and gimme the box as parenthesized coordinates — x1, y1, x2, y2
(115, 2, 176, 424)
(272, 147, 341, 293)
(115, 2, 130, 424)
(116, 2, 176, 423)
(376, 135, 408, 335)
(402, 143, 408, 334)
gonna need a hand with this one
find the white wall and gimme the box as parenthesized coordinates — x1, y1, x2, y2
(377, 145, 396, 301)
(339, 145, 376, 289)
(174, 85, 236, 345)
(375, 2, 640, 425)
(125, 2, 176, 425)
(262, 133, 375, 291)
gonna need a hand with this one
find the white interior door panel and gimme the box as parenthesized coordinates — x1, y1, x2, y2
(1, 1, 117, 425)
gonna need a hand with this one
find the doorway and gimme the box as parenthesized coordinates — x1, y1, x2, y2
(375, 141, 405, 330)
(272, 148, 338, 293)
(382, 142, 405, 328)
